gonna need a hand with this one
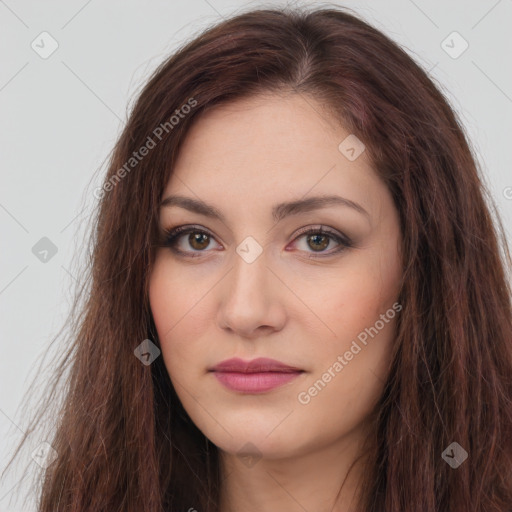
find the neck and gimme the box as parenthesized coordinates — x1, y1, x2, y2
(218, 425, 371, 512)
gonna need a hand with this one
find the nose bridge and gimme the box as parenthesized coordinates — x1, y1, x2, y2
(226, 245, 270, 312)
(217, 243, 284, 336)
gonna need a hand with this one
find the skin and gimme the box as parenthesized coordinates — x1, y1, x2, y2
(149, 91, 403, 512)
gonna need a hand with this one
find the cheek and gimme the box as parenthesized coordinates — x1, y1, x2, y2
(304, 249, 401, 420)
(295, 307, 398, 440)
(291, 246, 401, 404)
(289, 252, 401, 348)
(148, 257, 207, 376)
(149, 252, 216, 333)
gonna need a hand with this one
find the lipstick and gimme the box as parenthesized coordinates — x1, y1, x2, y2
(208, 357, 304, 393)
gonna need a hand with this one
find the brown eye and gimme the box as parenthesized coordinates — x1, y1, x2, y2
(291, 226, 352, 257)
(306, 233, 330, 252)
(161, 225, 222, 257)
(161, 224, 352, 259)
(188, 232, 210, 250)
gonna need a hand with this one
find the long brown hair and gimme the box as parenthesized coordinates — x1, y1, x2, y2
(4, 4, 512, 511)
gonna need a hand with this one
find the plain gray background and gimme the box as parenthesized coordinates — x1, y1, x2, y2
(1, 0, 511, 510)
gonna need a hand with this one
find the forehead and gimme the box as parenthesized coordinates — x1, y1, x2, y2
(162, 93, 384, 220)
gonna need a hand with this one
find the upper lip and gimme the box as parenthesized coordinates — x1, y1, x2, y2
(209, 357, 303, 373)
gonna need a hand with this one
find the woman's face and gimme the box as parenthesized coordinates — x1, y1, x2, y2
(149, 92, 402, 461)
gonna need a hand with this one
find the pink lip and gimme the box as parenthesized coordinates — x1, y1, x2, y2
(209, 357, 304, 393)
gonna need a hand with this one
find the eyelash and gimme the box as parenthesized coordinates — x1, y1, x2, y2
(158, 224, 352, 259)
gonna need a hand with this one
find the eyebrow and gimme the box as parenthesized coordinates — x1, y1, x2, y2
(160, 194, 370, 224)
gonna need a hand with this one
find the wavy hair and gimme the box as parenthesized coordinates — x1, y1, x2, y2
(4, 4, 512, 512)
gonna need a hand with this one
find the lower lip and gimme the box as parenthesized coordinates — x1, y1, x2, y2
(212, 371, 302, 393)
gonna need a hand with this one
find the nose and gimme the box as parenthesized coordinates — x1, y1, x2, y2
(216, 248, 287, 339)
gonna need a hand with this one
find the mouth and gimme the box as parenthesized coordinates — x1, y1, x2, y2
(208, 357, 305, 393)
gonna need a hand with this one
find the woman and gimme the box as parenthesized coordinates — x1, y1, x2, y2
(4, 5, 512, 512)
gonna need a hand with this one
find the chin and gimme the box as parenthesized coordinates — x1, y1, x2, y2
(209, 421, 308, 460)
